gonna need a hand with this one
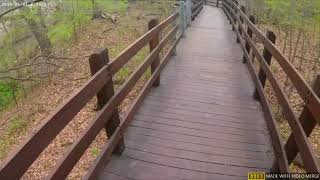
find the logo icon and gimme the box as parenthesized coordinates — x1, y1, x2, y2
(248, 172, 265, 180)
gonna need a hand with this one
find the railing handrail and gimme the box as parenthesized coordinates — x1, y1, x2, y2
(222, 0, 320, 173)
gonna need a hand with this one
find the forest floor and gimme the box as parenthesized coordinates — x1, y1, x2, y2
(0, 2, 173, 179)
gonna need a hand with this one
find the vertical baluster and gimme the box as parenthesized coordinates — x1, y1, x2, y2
(231, 0, 236, 31)
(186, 0, 192, 26)
(236, 5, 245, 43)
(253, 31, 276, 100)
(179, 1, 186, 37)
(148, 19, 161, 87)
(89, 49, 125, 155)
(242, 15, 255, 63)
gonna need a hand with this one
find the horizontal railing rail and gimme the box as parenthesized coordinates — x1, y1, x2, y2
(192, 0, 204, 20)
(206, 0, 220, 7)
(0, 1, 204, 179)
(222, 0, 320, 173)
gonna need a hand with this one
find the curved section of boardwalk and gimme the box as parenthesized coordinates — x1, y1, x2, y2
(100, 5, 274, 180)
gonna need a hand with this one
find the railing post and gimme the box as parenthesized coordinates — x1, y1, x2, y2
(231, 0, 236, 31)
(172, 8, 178, 56)
(253, 31, 276, 100)
(224, 1, 231, 24)
(186, 0, 192, 26)
(179, 1, 186, 37)
(89, 49, 125, 155)
(236, 5, 245, 43)
(148, 19, 160, 87)
(242, 15, 255, 63)
(284, 75, 320, 165)
(217, 0, 220, 7)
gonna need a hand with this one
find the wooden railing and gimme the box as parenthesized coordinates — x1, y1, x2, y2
(0, 1, 204, 180)
(206, 0, 220, 7)
(192, 0, 204, 20)
(222, 0, 320, 173)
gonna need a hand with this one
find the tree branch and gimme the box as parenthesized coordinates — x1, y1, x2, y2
(0, 0, 44, 18)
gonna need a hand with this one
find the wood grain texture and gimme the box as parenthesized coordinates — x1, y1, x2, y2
(100, 5, 274, 179)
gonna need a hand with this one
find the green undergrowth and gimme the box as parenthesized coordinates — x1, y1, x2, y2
(0, 81, 23, 112)
(0, 0, 129, 109)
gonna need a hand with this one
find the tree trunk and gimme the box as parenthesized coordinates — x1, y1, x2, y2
(17, 0, 52, 56)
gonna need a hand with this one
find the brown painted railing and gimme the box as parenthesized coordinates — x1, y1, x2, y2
(192, 0, 204, 20)
(206, 0, 220, 7)
(222, 0, 320, 173)
(0, 1, 204, 180)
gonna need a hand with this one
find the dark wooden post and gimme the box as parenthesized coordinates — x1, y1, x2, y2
(216, 0, 219, 7)
(224, 1, 230, 23)
(242, 15, 255, 63)
(148, 19, 160, 87)
(236, 5, 245, 43)
(89, 49, 125, 155)
(233, 0, 238, 31)
(284, 75, 320, 165)
(253, 31, 276, 100)
(231, 0, 236, 30)
(226, 1, 231, 24)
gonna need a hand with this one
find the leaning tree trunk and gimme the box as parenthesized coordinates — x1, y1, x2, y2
(17, 0, 52, 56)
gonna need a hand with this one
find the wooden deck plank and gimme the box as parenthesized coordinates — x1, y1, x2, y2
(144, 95, 261, 113)
(140, 101, 264, 121)
(120, 149, 262, 176)
(136, 111, 266, 130)
(134, 114, 264, 133)
(148, 92, 259, 109)
(138, 104, 266, 125)
(124, 140, 272, 169)
(100, 5, 274, 179)
(130, 120, 268, 145)
(125, 126, 269, 153)
(148, 88, 259, 105)
(123, 133, 271, 161)
(102, 156, 241, 180)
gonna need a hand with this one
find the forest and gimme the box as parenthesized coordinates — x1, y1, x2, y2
(0, 0, 319, 178)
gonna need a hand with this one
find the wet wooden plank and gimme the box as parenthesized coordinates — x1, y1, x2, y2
(144, 95, 261, 114)
(125, 126, 269, 153)
(101, 156, 241, 180)
(130, 120, 267, 145)
(124, 133, 270, 161)
(124, 139, 271, 169)
(134, 114, 264, 133)
(140, 100, 264, 121)
(136, 110, 266, 130)
(121, 149, 263, 176)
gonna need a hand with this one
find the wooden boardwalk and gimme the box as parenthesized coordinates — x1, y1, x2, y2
(1, 1, 320, 179)
(100, 5, 274, 180)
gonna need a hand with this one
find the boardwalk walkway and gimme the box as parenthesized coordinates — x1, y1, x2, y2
(100, 5, 274, 180)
